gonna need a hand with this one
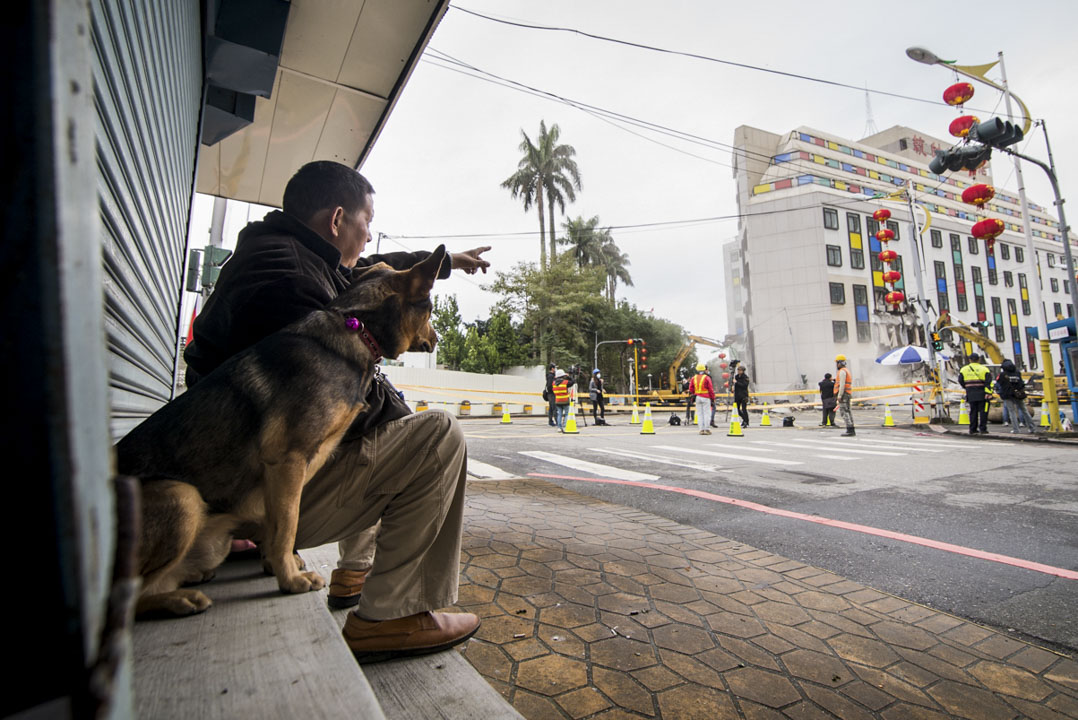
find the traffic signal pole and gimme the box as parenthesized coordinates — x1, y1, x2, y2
(902, 181, 945, 419)
(998, 53, 1062, 432)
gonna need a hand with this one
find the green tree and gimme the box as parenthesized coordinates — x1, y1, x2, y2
(560, 215, 609, 269)
(501, 120, 581, 269)
(599, 238, 633, 303)
(432, 294, 465, 370)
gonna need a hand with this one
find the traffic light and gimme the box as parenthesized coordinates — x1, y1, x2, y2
(929, 144, 992, 175)
(973, 320, 993, 331)
(969, 118, 1024, 149)
(201, 245, 233, 289)
(931, 332, 943, 352)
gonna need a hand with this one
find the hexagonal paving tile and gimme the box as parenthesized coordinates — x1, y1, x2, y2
(515, 654, 588, 696)
(650, 623, 715, 654)
(539, 602, 597, 629)
(657, 684, 740, 720)
(590, 636, 658, 671)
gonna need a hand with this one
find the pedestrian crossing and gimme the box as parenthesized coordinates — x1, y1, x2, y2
(467, 432, 1008, 481)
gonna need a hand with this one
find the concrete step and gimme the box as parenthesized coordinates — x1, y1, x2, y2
(133, 554, 385, 720)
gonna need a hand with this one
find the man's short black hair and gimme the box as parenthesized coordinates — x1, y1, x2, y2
(283, 161, 375, 223)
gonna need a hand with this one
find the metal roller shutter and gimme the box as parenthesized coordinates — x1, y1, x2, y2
(91, 0, 202, 440)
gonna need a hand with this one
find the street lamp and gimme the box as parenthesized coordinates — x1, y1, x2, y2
(905, 47, 1072, 432)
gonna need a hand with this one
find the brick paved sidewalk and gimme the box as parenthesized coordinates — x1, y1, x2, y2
(457, 478, 1078, 720)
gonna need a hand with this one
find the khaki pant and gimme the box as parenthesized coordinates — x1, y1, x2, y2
(294, 410, 467, 621)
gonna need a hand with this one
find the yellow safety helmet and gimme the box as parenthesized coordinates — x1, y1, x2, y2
(695, 363, 706, 372)
(834, 354, 847, 363)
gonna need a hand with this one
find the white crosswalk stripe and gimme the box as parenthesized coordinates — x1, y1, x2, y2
(772, 439, 909, 457)
(656, 445, 804, 466)
(518, 451, 660, 481)
(590, 447, 725, 473)
(467, 459, 516, 480)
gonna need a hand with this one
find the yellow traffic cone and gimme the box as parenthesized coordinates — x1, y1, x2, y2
(563, 403, 580, 434)
(1039, 403, 1050, 427)
(882, 403, 895, 427)
(630, 402, 641, 425)
(727, 416, 743, 437)
(641, 403, 655, 435)
(760, 404, 772, 427)
(501, 404, 512, 424)
(957, 400, 969, 426)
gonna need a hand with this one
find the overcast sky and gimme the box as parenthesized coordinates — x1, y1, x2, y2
(194, 0, 1078, 348)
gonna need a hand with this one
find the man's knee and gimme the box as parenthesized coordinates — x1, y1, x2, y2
(415, 409, 465, 456)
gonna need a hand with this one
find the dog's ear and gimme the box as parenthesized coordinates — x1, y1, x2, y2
(407, 244, 447, 299)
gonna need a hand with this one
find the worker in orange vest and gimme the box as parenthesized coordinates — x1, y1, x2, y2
(834, 355, 855, 436)
(691, 363, 715, 435)
(551, 369, 572, 431)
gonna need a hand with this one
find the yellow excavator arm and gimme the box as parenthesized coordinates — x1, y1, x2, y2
(668, 334, 727, 389)
(935, 315, 1005, 365)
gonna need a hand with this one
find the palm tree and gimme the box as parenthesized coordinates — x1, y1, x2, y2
(501, 121, 581, 268)
(600, 238, 633, 303)
(560, 215, 606, 269)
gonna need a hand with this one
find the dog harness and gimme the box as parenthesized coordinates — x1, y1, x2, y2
(345, 317, 383, 364)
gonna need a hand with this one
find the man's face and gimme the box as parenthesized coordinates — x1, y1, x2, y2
(336, 193, 375, 267)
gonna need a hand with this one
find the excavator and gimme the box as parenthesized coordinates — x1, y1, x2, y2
(934, 314, 1004, 364)
(644, 335, 730, 404)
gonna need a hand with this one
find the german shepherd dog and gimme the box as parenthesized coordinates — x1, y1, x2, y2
(116, 245, 447, 617)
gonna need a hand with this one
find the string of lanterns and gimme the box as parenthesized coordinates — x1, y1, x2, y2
(873, 207, 904, 309)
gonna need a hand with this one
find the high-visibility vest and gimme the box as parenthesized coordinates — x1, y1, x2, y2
(959, 363, 991, 390)
(834, 367, 852, 396)
(692, 374, 709, 395)
(552, 380, 571, 404)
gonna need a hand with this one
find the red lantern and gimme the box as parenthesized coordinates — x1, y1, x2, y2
(719, 362, 728, 369)
(972, 218, 1005, 240)
(723, 382, 729, 388)
(885, 291, 906, 305)
(718, 353, 726, 359)
(722, 372, 730, 379)
(882, 271, 902, 283)
(872, 208, 891, 222)
(943, 82, 974, 106)
(878, 249, 897, 263)
(875, 229, 895, 243)
(961, 183, 995, 206)
(948, 115, 980, 138)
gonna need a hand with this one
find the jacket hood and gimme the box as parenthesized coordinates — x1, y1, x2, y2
(1001, 359, 1016, 372)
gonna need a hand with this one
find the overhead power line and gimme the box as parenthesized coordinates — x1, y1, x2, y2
(450, 5, 1008, 115)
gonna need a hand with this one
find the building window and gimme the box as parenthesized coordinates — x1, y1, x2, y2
(967, 236, 979, 254)
(1015, 247, 1024, 263)
(934, 260, 949, 312)
(1066, 280, 1071, 294)
(886, 220, 899, 241)
(991, 297, 1005, 342)
(1007, 298, 1021, 368)
(847, 212, 864, 270)
(856, 322, 872, 343)
(1019, 273, 1030, 315)
(823, 207, 839, 230)
(1051, 277, 1060, 293)
(833, 321, 848, 343)
(826, 245, 842, 267)
(930, 229, 942, 248)
(1055, 302, 1063, 319)
(951, 234, 967, 313)
(1000, 243, 1010, 260)
(829, 282, 846, 304)
(1004, 270, 1013, 287)
(1048, 253, 1056, 268)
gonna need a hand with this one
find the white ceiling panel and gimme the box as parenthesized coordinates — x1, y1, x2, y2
(338, 0, 436, 96)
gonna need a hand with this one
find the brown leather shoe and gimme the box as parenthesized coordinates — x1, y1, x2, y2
(327, 568, 369, 609)
(343, 611, 481, 663)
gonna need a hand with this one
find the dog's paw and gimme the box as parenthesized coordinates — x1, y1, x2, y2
(138, 589, 213, 617)
(263, 552, 306, 576)
(278, 570, 325, 594)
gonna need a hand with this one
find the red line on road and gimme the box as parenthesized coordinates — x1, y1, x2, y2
(527, 473, 1078, 581)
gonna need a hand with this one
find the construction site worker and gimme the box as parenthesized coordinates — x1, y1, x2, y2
(959, 353, 994, 435)
(691, 363, 715, 435)
(733, 365, 751, 427)
(552, 368, 572, 431)
(834, 355, 855, 437)
(589, 368, 608, 426)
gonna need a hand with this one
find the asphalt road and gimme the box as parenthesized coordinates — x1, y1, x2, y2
(461, 410, 1078, 653)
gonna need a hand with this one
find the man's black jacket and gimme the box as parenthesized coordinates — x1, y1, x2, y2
(183, 210, 451, 439)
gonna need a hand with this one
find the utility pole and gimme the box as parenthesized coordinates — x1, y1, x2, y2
(902, 182, 945, 419)
(998, 53, 1062, 431)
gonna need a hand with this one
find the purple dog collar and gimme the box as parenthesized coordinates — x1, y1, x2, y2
(345, 317, 383, 364)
